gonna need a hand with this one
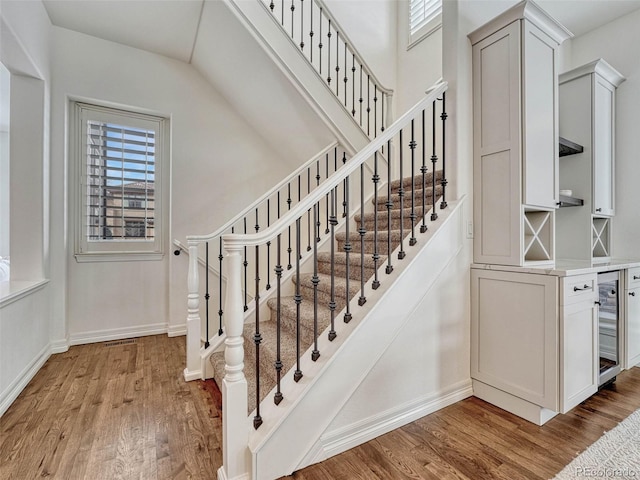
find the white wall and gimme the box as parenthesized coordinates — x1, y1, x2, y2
(0, 63, 9, 260)
(192, 0, 334, 168)
(50, 26, 292, 342)
(0, 0, 52, 415)
(566, 9, 640, 259)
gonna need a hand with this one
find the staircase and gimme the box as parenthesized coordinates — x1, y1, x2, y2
(209, 171, 445, 412)
(180, 2, 466, 479)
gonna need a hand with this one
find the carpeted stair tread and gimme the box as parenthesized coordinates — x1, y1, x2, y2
(336, 229, 405, 244)
(317, 251, 385, 282)
(388, 170, 443, 191)
(374, 186, 443, 210)
(356, 206, 434, 231)
(266, 295, 333, 345)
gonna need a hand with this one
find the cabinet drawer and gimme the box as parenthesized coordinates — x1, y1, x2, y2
(561, 274, 597, 305)
(627, 267, 640, 289)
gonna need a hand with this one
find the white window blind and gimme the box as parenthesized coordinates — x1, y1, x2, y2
(410, 0, 442, 36)
(75, 103, 166, 259)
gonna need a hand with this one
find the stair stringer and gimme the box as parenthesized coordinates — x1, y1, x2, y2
(222, 0, 373, 155)
(248, 197, 468, 480)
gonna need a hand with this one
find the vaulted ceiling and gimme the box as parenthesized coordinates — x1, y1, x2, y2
(41, 0, 640, 63)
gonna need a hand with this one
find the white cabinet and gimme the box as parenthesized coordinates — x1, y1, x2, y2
(560, 274, 599, 413)
(471, 268, 598, 424)
(556, 59, 625, 263)
(625, 267, 640, 368)
(469, 1, 571, 267)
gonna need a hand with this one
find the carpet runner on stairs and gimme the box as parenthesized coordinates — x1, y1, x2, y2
(209, 170, 444, 413)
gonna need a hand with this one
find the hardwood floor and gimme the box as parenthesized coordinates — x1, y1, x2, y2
(0, 335, 222, 480)
(2, 335, 640, 480)
(281, 368, 640, 480)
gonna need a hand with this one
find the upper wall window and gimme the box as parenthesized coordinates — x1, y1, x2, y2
(72, 103, 167, 261)
(409, 0, 442, 48)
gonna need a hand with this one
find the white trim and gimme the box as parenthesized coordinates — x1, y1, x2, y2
(74, 252, 164, 263)
(167, 323, 187, 337)
(68, 322, 168, 346)
(50, 338, 70, 354)
(318, 379, 473, 461)
(0, 279, 48, 308)
(216, 467, 249, 480)
(184, 367, 204, 382)
(408, 13, 442, 50)
(0, 343, 51, 417)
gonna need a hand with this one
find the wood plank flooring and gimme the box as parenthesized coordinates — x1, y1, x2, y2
(0, 335, 222, 480)
(282, 367, 640, 480)
(2, 334, 640, 479)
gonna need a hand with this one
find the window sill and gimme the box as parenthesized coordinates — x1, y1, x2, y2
(74, 252, 164, 263)
(408, 15, 442, 51)
(0, 279, 49, 308)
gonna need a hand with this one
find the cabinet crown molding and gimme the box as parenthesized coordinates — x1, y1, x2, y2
(560, 59, 626, 87)
(468, 0, 573, 46)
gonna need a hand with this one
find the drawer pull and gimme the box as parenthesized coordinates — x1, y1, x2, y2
(634, 275, 640, 280)
(596, 208, 602, 212)
(595, 301, 601, 306)
(630, 292, 636, 297)
(574, 284, 590, 292)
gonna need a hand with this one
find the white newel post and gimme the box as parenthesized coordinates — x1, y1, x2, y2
(218, 241, 250, 480)
(184, 242, 203, 381)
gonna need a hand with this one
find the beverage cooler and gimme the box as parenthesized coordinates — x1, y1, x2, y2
(598, 271, 622, 386)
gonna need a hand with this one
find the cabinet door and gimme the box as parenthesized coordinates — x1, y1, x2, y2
(560, 299, 598, 413)
(472, 21, 522, 266)
(593, 76, 615, 216)
(471, 269, 558, 410)
(522, 20, 559, 210)
(626, 287, 640, 367)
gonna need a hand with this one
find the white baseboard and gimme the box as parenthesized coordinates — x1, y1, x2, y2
(317, 379, 473, 462)
(0, 343, 51, 417)
(167, 323, 186, 337)
(69, 322, 168, 345)
(50, 338, 70, 354)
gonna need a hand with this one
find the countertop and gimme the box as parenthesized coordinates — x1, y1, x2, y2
(471, 258, 640, 277)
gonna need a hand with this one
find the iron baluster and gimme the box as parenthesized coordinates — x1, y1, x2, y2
(205, 241, 210, 348)
(351, 54, 356, 116)
(287, 183, 292, 269)
(385, 139, 393, 274)
(398, 129, 406, 260)
(290, 0, 295, 39)
(420, 109, 428, 233)
(281, 0, 284, 25)
(359, 65, 363, 125)
(253, 244, 262, 429)
(374, 85, 378, 139)
(316, 160, 321, 242)
(327, 20, 331, 85)
(318, 7, 323, 75)
(381, 92, 385, 133)
(218, 237, 223, 335)
(309, 1, 314, 63)
(335, 30, 340, 96)
(299, 0, 304, 50)
(294, 218, 303, 382)
(372, 152, 380, 289)
(366, 75, 371, 136)
(343, 175, 352, 323)
(358, 164, 366, 305)
(307, 167, 311, 251)
(243, 217, 248, 311)
(440, 92, 448, 210)
(431, 101, 438, 221)
(328, 188, 337, 341)
(269, 0, 274, 13)
(311, 203, 320, 361)
(409, 119, 417, 246)
(325, 153, 329, 234)
(266, 199, 271, 289)
(342, 152, 347, 217)
(274, 235, 283, 405)
(343, 43, 348, 106)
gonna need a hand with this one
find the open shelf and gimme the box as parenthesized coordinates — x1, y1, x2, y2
(559, 137, 584, 157)
(558, 195, 584, 207)
(592, 217, 611, 260)
(524, 210, 553, 262)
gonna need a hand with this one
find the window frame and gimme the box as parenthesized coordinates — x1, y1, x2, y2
(408, 0, 442, 50)
(71, 101, 168, 262)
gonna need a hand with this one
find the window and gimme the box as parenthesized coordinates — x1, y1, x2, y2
(409, 0, 442, 47)
(73, 103, 166, 260)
